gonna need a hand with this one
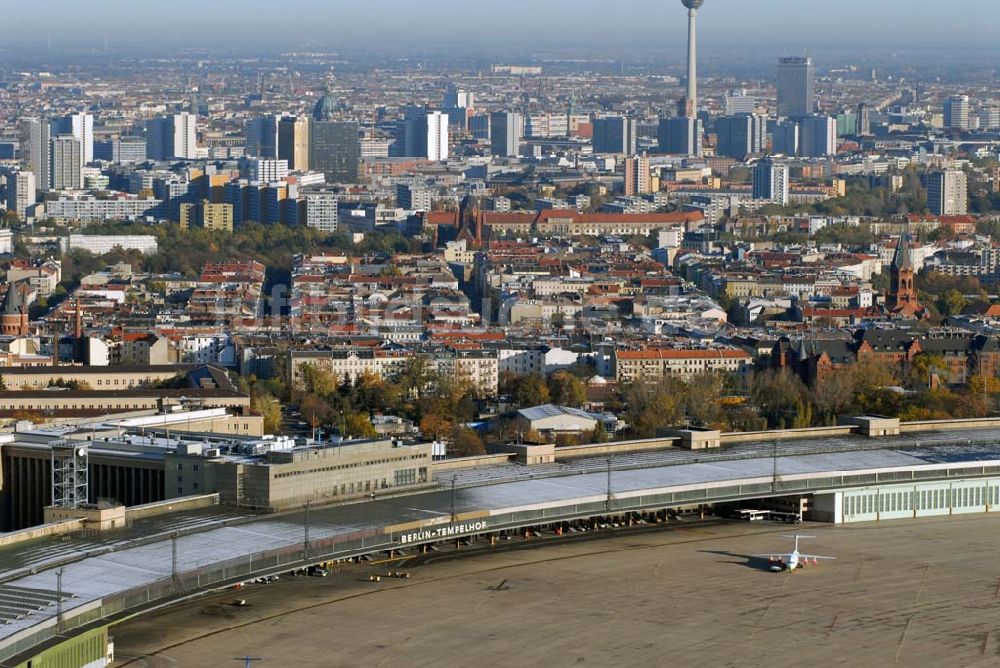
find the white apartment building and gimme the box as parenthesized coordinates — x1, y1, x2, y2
(5, 171, 35, 218)
(304, 190, 339, 232)
(927, 170, 968, 216)
(63, 234, 159, 255)
(45, 195, 162, 222)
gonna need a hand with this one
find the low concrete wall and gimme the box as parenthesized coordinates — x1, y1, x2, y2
(433, 454, 516, 472)
(0, 519, 84, 548)
(556, 437, 678, 459)
(125, 494, 220, 522)
(900, 418, 1000, 433)
(721, 426, 857, 444)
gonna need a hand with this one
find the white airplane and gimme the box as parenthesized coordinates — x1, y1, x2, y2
(752, 534, 835, 573)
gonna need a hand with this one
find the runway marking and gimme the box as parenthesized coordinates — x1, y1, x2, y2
(406, 508, 448, 516)
(828, 613, 840, 632)
(854, 561, 864, 581)
(368, 556, 414, 566)
(747, 601, 773, 644)
(914, 565, 930, 604)
(982, 630, 990, 656)
(896, 614, 914, 663)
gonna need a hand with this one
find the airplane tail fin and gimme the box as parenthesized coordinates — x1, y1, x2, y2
(781, 534, 816, 551)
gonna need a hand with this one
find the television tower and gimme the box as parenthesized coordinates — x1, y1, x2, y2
(678, 0, 704, 118)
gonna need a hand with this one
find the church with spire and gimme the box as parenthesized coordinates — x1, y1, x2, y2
(885, 232, 927, 319)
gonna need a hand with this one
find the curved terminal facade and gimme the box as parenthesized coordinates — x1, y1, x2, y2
(3, 418, 1000, 663)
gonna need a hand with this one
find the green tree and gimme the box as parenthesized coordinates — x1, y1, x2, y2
(936, 289, 967, 317)
(502, 373, 550, 408)
(547, 371, 587, 407)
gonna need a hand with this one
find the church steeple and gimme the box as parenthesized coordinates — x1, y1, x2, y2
(887, 230, 924, 318)
(893, 231, 914, 273)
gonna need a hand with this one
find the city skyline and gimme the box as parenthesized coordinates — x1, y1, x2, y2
(3, 0, 1000, 50)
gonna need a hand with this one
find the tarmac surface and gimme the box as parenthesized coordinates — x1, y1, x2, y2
(111, 515, 1000, 668)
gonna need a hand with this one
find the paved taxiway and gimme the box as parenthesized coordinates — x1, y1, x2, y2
(112, 515, 1000, 667)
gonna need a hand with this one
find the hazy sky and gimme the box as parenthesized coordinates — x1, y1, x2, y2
(5, 0, 999, 50)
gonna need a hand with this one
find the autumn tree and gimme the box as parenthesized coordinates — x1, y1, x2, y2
(251, 393, 283, 434)
(751, 370, 812, 429)
(300, 395, 333, 430)
(811, 367, 859, 424)
(419, 413, 453, 440)
(684, 373, 727, 428)
(298, 363, 337, 398)
(622, 377, 686, 438)
(449, 426, 486, 457)
(342, 412, 378, 439)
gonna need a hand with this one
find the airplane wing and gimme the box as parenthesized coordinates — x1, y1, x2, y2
(800, 554, 836, 560)
(749, 554, 785, 558)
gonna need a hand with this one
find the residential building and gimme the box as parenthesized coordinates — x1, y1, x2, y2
(303, 189, 339, 232)
(397, 184, 433, 211)
(146, 113, 197, 160)
(613, 348, 752, 383)
(97, 137, 147, 164)
(623, 155, 652, 196)
(245, 115, 280, 158)
(490, 112, 523, 157)
(180, 200, 234, 231)
(658, 116, 703, 156)
(927, 170, 968, 216)
(6, 259, 61, 297)
(799, 115, 837, 157)
(404, 111, 449, 161)
(715, 114, 765, 158)
(45, 194, 162, 221)
(771, 119, 799, 155)
(5, 170, 35, 218)
(243, 158, 289, 182)
(63, 234, 158, 255)
(49, 135, 83, 190)
(592, 116, 637, 155)
(18, 118, 50, 192)
(857, 103, 872, 136)
(53, 113, 94, 164)
(752, 158, 789, 205)
(943, 95, 970, 131)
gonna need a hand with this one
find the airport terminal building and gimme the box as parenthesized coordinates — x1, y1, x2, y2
(1, 422, 433, 529)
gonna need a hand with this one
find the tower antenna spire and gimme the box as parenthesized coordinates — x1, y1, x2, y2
(679, 0, 705, 118)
